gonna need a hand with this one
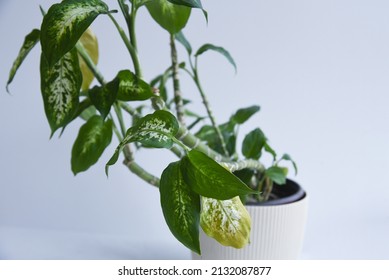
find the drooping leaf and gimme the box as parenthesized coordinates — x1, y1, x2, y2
(106, 110, 179, 174)
(280, 153, 298, 175)
(182, 150, 258, 200)
(160, 161, 201, 254)
(40, 49, 82, 136)
(78, 28, 99, 91)
(265, 166, 288, 185)
(200, 197, 251, 249)
(264, 142, 277, 161)
(242, 128, 266, 160)
(7, 29, 40, 92)
(71, 115, 113, 175)
(175, 31, 192, 55)
(88, 78, 119, 120)
(167, 0, 207, 22)
(195, 44, 237, 73)
(41, 0, 109, 68)
(146, 0, 191, 34)
(116, 70, 153, 101)
(230, 105, 260, 124)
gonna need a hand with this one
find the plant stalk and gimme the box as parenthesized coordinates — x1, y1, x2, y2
(108, 13, 143, 78)
(170, 34, 186, 125)
(76, 42, 106, 86)
(193, 66, 229, 156)
(123, 145, 160, 187)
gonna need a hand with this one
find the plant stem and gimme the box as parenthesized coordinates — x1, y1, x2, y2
(129, 3, 139, 52)
(219, 159, 265, 173)
(176, 126, 228, 162)
(193, 65, 228, 156)
(170, 34, 186, 125)
(76, 40, 159, 187)
(108, 13, 143, 78)
(122, 145, 160, 187)
(76, 42, 106, 85)
(113, 102, 127, 137)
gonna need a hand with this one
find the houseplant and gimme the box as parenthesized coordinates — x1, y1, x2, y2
(6, 0, 307, 259)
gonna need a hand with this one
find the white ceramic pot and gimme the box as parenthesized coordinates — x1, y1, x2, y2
(192, 181, 308, 260)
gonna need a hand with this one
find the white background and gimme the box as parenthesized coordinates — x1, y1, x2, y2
(0, 0, 389, 259)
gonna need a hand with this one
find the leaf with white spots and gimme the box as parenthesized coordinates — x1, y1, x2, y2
(116, 70, 153, 101)
(7, 29, 40, 92)
(105, 110, 179, 174)
(200, 196, 251, 249)
(40, 49, 82, 136)
(160, 161, 201, 254)
(41, 0, 109, 68)
(181, 150, 258, 200)
(71, 115, 113, 175)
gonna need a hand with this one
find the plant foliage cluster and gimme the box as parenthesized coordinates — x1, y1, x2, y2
(7, 0, 296, 254)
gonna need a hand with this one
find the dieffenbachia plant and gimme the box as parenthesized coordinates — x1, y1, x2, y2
(6, 0, 297, 254)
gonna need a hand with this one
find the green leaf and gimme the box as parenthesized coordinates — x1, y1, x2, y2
(182, 150, 258, 200)
(40, 0, 109, 68)
(265, 166, 287, 185)
(74, 98, 95, 120)
(195, 44, 237, 73)
(88, 78, 119, 120)
(116, 70, 153, 101)
(175, 31, 192, 55)
(200, 197, 251, 249)
(264, 142, 277, 161)
(40, 49, 82, 136)
(230, 105, 260, 124)
(71, 115, 113, 175)
(106, 110, 179, 174)
(195, 122, 236, 156)
(146, 0, 191, 34)
(7, 29, 40, 92)
(160, 161, 201, 254)
(280, 153, 298, 175)
(242, 128, 266, 160)
(167, 0, 207, 22)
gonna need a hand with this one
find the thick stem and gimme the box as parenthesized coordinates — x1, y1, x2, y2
(176, 125, 228, 162)
(123, 146, 160, 187)
(219, 159, 265, 173)
(170, 34, 186, 125)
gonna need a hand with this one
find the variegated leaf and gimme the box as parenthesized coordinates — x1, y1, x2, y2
(71, 115, 113, 175)
(78, 28, 99, 91)
(116, 70, 153, 101)
(40, 49, 82, 136)
(105, 110, 179, 174)
(41, 0, 109, 68)
(7, 29, 40, 92)
(160, 161, 201, 254)
(182, 150, 258, 200)
(200, 196, 251, 249)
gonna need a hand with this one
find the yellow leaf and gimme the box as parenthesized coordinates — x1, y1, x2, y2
(78, 28, 99, 91)
(200, 196, 251, 249)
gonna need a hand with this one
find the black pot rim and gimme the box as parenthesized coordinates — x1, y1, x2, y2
(245, 179, 306, 206)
